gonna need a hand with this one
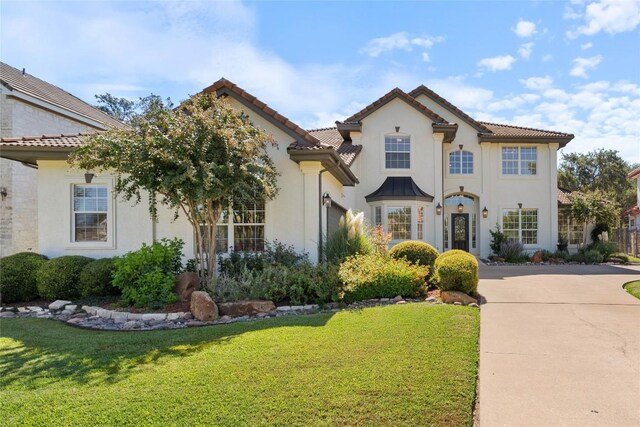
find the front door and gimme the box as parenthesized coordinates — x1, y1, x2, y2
(451, 213, 469, 251)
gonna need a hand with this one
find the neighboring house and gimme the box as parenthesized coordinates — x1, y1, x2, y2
(0, 62, 124, 256)
(624, 166, 640, 230)
(0, 77, 574, 262)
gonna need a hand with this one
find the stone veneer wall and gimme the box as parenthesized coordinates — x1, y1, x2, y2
(0, 96, 96, 257)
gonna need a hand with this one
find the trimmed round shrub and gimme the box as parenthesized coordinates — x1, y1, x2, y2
(0, 252, 49, 304)
(78, 258, 118, 298)
(433, 252, 479, 295)
(389, 241, 439, 270)
(36, 255, 94, 300)
(338, 254, 428, 303)
(583, 249, 604, 264)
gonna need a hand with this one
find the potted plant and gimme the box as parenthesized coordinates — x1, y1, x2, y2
(557, 234, 568, 252)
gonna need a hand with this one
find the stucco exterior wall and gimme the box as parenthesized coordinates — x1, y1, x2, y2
(1, 94, 98, 256)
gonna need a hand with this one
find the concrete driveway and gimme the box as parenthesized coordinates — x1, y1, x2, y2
(477, 264, 640, 427)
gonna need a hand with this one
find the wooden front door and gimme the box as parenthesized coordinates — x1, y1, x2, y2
(451, 213, 469, 252)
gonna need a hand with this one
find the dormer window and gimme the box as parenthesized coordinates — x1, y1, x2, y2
(384, 135, 410, 169)
(449, 150, 473, 174)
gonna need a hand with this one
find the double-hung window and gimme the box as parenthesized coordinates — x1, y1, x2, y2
(72, 184, 109, 242)
(502, 208, 538, 245)
(449, 151, 473, 174)
(384, 135, 410, 169)
(211, 201, 265, 253)
(387, 206, 412, 240)
(502, 147, 537, 175)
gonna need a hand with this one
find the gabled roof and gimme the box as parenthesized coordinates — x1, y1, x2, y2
(409, 85, 492, 133)
(0, 62, 125, 130)
(628, 166, 640, 179)
(202, 78, 320, 145)
(342, 87, 450, 125)
(365, 176, 434, 202)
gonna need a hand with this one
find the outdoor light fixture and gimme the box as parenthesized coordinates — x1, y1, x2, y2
(322, 192, 332, 208)
(436, 203, 442, 215)
(458, 144, 464, 150)
(84, 172, 95, 184)
(459, 185, 464, 193)
(457, 202, 464, 213)
(0, 187, 7, 201)
(518, 202, 523, 209)
(482, 206, 489, 218)
(395, 126, 400, 133)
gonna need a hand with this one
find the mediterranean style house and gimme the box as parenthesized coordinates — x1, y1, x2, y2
(0, 73, 574, 262)
(0, 62, 124, 257)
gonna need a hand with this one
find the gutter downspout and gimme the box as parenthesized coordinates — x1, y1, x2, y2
(318, 168, 327, 263)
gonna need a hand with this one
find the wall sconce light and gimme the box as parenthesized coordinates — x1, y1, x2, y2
(482, 206, 489, 218)
(518, 202, 523, 209)
(0, 187, 7, 201)
(457, 202, 464, 213)
(436, 203, 442, 215)
(322, 192, 332, 208)
(395, 126, 400, 133)
(84, 172, 95, 184)
(458, 144, 464, 150)
(459, 185, 464, 193)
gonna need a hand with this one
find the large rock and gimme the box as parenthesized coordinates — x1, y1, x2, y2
(218, 300, 276, 317)
(190, 291, 218, 321)
(175, 272, 200, 302)
(531, 250, 543, 263)
(440, 291, 477, 306)
(49, 300, 72, 311)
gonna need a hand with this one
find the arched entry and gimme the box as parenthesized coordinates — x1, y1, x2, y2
(443, 193, 479, 254)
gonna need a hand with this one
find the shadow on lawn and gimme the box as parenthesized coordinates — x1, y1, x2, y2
(0, 312, 335, 389)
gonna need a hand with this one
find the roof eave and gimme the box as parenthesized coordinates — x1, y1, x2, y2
(287, 148, 359, 186)
(335, 121, 361, 140)
(432, 123, 458, 144)
(478, 134, 574, 148)
(0, 146, 72, 165)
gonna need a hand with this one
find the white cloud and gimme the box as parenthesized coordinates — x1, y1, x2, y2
(569, 55, 603, 78)
(360, 32, 443, 57)
(478, 55, 516, 71)
(513, 20, 537, 37)
(581, 42, 593, 50)
(567, 0, 640, 38)
(518, 42, 534, 59)
(521, 76, 554, 90)
(421, 52, 431, 62)
(541, 54, 553, 62)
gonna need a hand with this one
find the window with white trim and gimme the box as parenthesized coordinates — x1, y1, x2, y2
(72, 184, 108, 242)
(209, 202, 265, 253)
(502, 147, 537, 175)
(374, 206, 382, 227)
(449, 150, 473, 174)
(502, 208, 538, 245)
(384, 135, 410, 169)
(417, 207, 424, 240)
(558, 209, 584, 245)
(387, 206, 411, 240)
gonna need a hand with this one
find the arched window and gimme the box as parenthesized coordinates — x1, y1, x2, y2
(449, 150, 473, 174)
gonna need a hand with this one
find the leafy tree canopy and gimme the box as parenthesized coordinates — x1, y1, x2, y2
(569, 190, 620, 244)
(71, 93, 279, 282)
(94, 93, 173, 124)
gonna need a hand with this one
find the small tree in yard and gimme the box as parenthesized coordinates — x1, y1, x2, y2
(569, 191, 619, 246)
(70, 93, 279, 284)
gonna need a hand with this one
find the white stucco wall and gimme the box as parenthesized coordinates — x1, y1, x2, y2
(1, 94, 99, 256)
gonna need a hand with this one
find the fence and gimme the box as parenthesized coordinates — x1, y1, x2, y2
(612, 228, 640, 256)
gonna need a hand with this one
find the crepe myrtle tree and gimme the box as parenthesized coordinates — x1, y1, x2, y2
(569, 191, 619, 246)
(70, 93, 279, 284)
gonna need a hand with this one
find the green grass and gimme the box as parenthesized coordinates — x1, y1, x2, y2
(0, 304, 479, 426)
(624, 280, 640, 300)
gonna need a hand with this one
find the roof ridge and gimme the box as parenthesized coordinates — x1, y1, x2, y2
(307, 126, 338, 132)
(478, 121, 572, 135)
(0, 132, 92, 142)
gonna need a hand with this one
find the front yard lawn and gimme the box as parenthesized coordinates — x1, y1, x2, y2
(0, 304, 478, 426)
(624, 280, 640, 300)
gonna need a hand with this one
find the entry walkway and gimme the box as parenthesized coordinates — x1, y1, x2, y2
(478, 264, 640, 427)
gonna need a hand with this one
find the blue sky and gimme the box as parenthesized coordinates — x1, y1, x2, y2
(2, 0, 639, 163)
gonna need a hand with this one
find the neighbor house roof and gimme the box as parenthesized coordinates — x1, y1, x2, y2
(0, 62, 125, 130)
(628, 166, 640, 179)
(0, 133, 86, 148)
(0, 133, 89, 165)
(557, 188, 574, 206)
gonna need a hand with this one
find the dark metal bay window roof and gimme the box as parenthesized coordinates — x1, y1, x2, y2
(365, 177, 434, 203)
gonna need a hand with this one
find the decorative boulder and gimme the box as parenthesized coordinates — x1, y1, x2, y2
(531, 251, 543, 263)
(190, 291, 218, 321)
(440, 290, 477, 306)
(175, 272, 200, 302)
(218, 300, 276, 317)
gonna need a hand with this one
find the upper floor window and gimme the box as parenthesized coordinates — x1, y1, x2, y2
(385, 135, 410, 169)
(502, 146, 537, 175)
(449, 150, 473, 174)
(73, 184, 108, 242)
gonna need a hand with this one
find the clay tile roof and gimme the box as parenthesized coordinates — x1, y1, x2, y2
(628, 166, 640, 179)
(409, 85, 492, 133)
(306, 127, 363, 166)
(557, 188, 573, 205)
(202, 78, 320, 146)
(0, 62, 125, 130)
(478, 122, 574, 139)
(0, 133, 89, 148)
(343, 87, 450, 124)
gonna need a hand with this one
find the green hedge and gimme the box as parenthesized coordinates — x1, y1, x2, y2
(78, 258, 118, 298)
(389, 241, 439, 277)
(0, 252, 49, 304)
(432, 251, 479, 295)
(36, 256, 94, 300)
(338, 254, 428, 303)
